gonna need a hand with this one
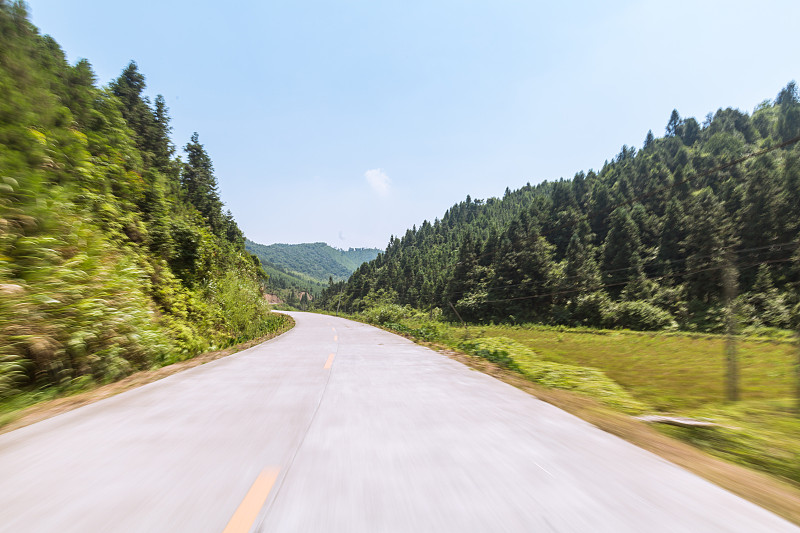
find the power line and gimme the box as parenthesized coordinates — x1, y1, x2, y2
(481, 255, 796, 305)
(342, 132, 800, 309)
(443, 239, 800, 299)
(442, 133, 800, 267)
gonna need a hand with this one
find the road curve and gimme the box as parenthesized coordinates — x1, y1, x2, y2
(0, 311, 795, 532)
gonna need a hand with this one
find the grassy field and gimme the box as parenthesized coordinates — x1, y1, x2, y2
(473, 325, 797, 410)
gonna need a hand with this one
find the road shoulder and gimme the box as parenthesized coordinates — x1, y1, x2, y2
(0, 316, 295, 436)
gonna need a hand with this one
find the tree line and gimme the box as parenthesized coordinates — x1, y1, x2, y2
(0, 1, 280, 398)
(320, 82, 800, 332)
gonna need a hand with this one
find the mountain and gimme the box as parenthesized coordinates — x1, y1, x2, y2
(245, 240, 381, 284)
(0, 3, 286, 400)
(321, 84, 800, 332)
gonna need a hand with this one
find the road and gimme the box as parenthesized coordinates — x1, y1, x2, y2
(0, 311, 795, 532)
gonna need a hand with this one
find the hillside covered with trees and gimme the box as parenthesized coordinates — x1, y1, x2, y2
(246, 241, 380, 283)
(0, 2, 286, 400)
(322, 83, 800, 332)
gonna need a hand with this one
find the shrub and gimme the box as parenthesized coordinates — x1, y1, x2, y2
(516, 359, 645, 413)
(572, 292, 612, 327)
(458, 337, 536, 371)
(604, 300, 675, 331)
(459, 336, 645, 413)
(361, 303, 409, 325)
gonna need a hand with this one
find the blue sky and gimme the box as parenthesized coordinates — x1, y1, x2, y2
(25, 0, 800, 249)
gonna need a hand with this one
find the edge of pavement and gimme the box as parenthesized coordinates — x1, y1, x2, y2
(0, 313, 295, 436)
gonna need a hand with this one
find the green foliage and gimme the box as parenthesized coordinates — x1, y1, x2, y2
(660, 400, 800, 485)
(336, 79, 800, 333)
(245, 240, 380, 283)
(245, 240, 379, 306)
(458, 337, 529, 370)
(0, 3, 284, 401)
(517, 360, 644, 413)
(572, 291, 612, 326)
(383, 321, 441, 342)
(456, 336, 643, 412)
(603, 300, 676, 331)
(0, 353, 26, 400)
(360, 303, 410, 325)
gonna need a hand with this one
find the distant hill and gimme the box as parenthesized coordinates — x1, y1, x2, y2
(245, 240, 381, 284)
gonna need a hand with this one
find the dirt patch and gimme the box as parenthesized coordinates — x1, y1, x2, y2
(430, 346, 800, 526)
(0, 317, 294, 436)
(263, 293, 284, 304)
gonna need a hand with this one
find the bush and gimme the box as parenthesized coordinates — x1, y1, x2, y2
(458, 336, 645, 413)
(517, 359, 645, 413)
(572, 292, 612, 327)
(604, 300, 675, 331)
(458, 337, 536, 370)
(361, 303, 409, 325)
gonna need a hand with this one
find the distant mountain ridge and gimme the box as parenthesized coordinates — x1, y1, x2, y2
(245, 240, 381, 283)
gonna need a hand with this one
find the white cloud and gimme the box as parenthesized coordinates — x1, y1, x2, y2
(365, 168, 391, 196)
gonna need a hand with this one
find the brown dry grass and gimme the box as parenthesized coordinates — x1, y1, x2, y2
(0, 316, 294, 436)
(431, 345, 800, 526)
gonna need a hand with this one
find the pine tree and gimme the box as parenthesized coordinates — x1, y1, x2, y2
(643, 130, 655, 149)
(682, 188, 736, 302)
(776, 81, 800, 141)
(564, 220, 601, 292)
(489, 217, 555, 321)
(679, 117, 700, 145)
(152, 95, 176, 173)
(657, 197, 685, 277)
(110, 62, 160, 168)
(666, 109, 682, 137)
(182, 132, 224, 235)
(601, 207, 643, 295)
(739, 157, 785, 276)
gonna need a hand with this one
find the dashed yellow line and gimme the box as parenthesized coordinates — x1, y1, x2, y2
(333, 335, 338, 342)
(222, 468, 279, 533)
(324, 353, 335, 369)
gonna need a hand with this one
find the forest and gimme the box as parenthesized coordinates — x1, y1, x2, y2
(321, 83, 800, 333)
(0, 1, 286, 400)
(246, 240, 379, 284)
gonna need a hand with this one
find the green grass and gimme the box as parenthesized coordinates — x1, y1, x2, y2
(659, 399, 800, 485)
(456, 335, 646, 413)
(472, 324, 797, 411)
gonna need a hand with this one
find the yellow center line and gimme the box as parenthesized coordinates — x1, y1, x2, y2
(331, 327, 336, 332)
(222, 468, 280, 533)
(324, 353, 335, 369)
(333, 335, 338, 342)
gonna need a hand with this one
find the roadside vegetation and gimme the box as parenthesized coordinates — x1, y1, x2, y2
(0, 3, 288, 417)
(340, 300, 800, 489)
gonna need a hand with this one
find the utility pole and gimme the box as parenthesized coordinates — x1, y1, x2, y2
(722, 251, 739, 402)
(448, 301, 469, 340)
(796, 330, 800, 416)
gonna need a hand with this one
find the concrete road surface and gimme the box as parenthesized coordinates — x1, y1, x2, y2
(0, 311, 796, 532)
